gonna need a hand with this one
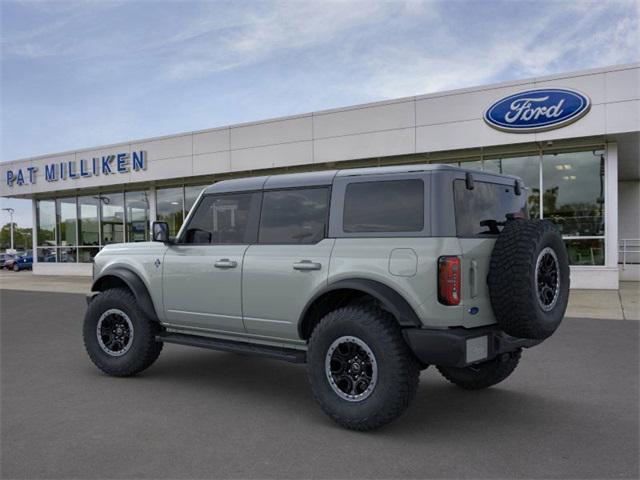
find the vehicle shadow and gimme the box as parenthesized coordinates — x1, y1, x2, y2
(124, 346, 574, 436)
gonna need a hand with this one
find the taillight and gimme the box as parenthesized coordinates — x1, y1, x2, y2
(438, 256, 461, 306)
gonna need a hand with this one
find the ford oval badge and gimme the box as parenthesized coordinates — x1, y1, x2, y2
(484, 88, 591, 133)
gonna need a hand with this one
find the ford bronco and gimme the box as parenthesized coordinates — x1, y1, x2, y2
(84, 164, 569, 430)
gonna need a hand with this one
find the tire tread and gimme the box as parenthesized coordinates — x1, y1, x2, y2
(83, 288, 163, 377)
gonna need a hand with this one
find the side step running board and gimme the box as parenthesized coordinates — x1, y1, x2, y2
(156, 332, 307, 364)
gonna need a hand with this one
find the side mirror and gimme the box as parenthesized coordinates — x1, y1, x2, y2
(152, 222, 170, 243)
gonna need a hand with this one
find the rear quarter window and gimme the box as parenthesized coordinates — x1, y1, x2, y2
(343, 179, 424, 233)
(454, 180, 527, 236)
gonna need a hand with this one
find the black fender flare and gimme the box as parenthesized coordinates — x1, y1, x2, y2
(298, 278, 422, 337)
(91, 267, 159, 321)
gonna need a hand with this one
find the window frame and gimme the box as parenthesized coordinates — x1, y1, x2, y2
(257, 186, 331, 245)
(329, 173, 431, 238)
(176, 191, 262, 245)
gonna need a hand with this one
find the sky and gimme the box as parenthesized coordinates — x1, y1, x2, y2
(1, 0, 639, 228)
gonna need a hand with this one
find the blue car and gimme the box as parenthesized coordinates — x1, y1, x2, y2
(13, 253, 33, 271)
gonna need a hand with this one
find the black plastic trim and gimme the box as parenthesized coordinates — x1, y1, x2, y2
(298, 278, 422, 337)
(91, 267, 158, 321)
(403, 325, 541, 368)
(157, 332, 306, 363)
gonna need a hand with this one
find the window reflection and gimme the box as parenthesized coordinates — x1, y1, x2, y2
(37, 200, 56, 246)
(100, 193, 124, 244)
(185, 185, 205, 215)
(542, 151, 605, 237)
(78, 247, 100, 263)
(156, 187, 184, 237)
(78, 196, 100, 246)
(125, 191, 150, 242)
(37, 247, 57, 263)
(56, 197, 77, 247)
(565, 239, 605, 265)
(484, 156, 540, 218)
(460, 160, 483, 171)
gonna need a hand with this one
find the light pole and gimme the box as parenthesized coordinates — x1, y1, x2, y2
(2, 207, 15, 251)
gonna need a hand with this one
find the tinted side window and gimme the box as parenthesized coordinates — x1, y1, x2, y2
(259, 188, 329, 244)
(454, 180, 527, 236)
(183, 192, 259, 244)
(343, 179, 424, 233)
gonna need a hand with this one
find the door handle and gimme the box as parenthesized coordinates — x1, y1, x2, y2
(470, 260, 478, 298)
(214, 258, 237, 269)
(293, 260, 322, 271)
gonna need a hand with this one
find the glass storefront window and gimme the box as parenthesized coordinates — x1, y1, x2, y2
(484, 155, 541, 218)
(59, 246, 77, 263)
(460, 160, 483, 171)
(29, 151, 608, 269)
(125, 191, 150, 242)
(542, 151, 605, 237)
(36, 246, 57, 263)
(78, 196, 100, 246)
(78, 247, 100, 263)
(157, 187, 184, 237)
(100, 193, 124, 245)
(565, 239, 605, 266)
(185, 185, 205, 215)
(36, 200, 56, 246)
(56, 197, 77, 247)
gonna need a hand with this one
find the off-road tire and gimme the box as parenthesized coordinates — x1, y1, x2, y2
(488, 219, 569, 340)
(437, 349, 521, 390)
(83, 287, 163, 376)
(307, 305, 420, 431)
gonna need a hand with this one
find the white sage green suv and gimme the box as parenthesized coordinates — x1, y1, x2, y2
(84, 164, 569, 430)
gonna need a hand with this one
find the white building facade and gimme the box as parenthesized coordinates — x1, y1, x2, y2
(1, 63, 639, 288)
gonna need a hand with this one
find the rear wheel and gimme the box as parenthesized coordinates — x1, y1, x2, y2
(83, 288, 163, 376)
(437, 349, 521, 390)
(307, 305, 420, 431)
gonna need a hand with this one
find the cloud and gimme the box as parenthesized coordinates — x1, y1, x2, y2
(163, 1, 402, 80)
(351, 0, 639, 99)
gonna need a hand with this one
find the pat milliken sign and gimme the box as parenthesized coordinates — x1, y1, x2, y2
(484, 88, 591, 133)
(5, 151, 147, 187)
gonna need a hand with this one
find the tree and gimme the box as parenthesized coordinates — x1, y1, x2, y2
(0, 223, 32, 251)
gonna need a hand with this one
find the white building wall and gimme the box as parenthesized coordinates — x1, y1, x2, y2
(2, 63, 638, 199)
(3, 63, 639, 286)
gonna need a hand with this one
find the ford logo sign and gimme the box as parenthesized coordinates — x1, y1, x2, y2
(484, 88, 591, 133)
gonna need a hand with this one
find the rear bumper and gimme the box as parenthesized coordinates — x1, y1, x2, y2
(403, 325, 541, 368)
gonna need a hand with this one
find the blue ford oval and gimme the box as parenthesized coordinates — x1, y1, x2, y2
(484, 88, 591, 133)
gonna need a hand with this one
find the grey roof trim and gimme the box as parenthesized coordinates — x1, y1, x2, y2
(263, 170, 338, 190)
(203, 175, 268, 194)
(202, 163, 522, 194)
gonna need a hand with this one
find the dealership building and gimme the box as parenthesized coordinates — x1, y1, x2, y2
(1, 63, 638, 289)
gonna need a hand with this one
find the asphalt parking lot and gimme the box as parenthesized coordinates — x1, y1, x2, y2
(1, 289, 638, 479)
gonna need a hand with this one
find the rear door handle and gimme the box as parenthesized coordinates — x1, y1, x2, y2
(214, 258, 237, 269)
(293, 260, 321, 271)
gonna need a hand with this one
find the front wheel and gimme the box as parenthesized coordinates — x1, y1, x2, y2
(436, 349, 521, 390)
(12, 264, 19, 272)
(83, 288, 163, 377)
(307, 305, 420, 431)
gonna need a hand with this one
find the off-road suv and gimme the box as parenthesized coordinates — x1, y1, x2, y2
(84, 164, 569, 430)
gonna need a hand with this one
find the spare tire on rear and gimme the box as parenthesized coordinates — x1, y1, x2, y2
(488, 219, 569, 340)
